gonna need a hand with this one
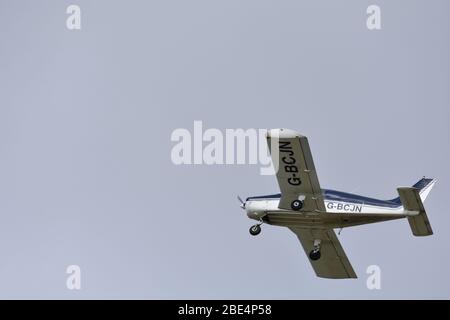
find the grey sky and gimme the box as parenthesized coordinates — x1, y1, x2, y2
(0, 0, 449, 299)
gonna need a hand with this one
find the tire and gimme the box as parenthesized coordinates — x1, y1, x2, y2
(249, 225, 261, 236)
(291, 200, 303, 211)
(309, 250, 321, 261)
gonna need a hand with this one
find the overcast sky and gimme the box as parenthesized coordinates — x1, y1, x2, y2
(0, 0, 449, 299)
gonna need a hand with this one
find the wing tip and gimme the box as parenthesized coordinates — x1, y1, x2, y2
(267, 128, 305, 139)
(316, 273, 358, 279)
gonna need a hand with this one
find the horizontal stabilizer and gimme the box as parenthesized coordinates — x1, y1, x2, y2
(397, 187, 433, 236)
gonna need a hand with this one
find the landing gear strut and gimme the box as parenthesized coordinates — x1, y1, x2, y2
(309, 239, 321, 261)
(291, 200, 304, 211)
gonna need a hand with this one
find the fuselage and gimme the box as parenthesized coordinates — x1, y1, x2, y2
(244, 189, 413, 229)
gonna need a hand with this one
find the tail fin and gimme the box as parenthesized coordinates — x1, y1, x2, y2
(397, 178, 436, 237)
(412, 177, 436, 202)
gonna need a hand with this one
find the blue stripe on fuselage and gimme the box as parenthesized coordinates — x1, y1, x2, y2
(246, 189, 401, 208)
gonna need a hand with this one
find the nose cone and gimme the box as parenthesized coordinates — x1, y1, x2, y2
(244, 200, 264, 221)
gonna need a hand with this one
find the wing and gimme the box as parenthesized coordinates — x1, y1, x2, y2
(289, 227, 357, 279)
(266, 129, 325, 212)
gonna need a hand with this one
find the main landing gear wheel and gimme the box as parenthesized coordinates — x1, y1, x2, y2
(249, 224, 261, 236)
(309, 239, 322, 260)
(291, 200, 304, 211)
(309, 249, 321, 261)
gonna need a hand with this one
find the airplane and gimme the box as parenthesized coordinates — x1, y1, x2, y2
(238, 128, 436, 279)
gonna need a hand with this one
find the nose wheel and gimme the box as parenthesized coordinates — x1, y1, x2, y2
(249, 224, 262, 236)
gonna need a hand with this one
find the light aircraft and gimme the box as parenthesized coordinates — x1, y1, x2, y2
(238, 129, 435, 279)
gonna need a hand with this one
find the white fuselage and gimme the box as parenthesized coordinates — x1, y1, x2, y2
(245, 198, 416, 229)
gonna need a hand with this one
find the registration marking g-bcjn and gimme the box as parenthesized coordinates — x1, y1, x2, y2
(326, 201, 362, 213)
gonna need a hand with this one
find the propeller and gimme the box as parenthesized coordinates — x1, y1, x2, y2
(237, 195, 246, 210)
